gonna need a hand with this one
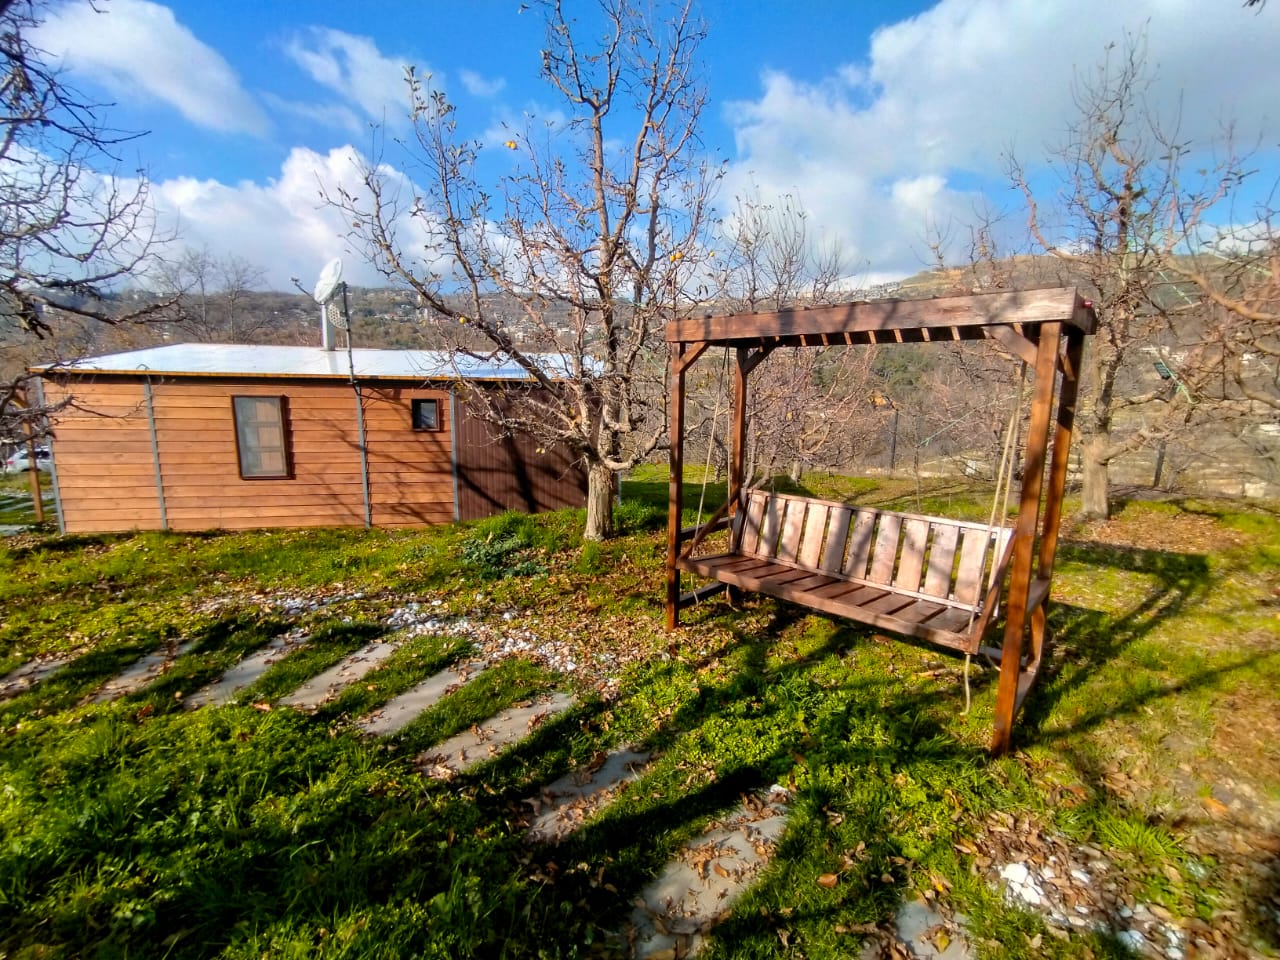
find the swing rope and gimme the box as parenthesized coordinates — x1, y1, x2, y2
(962, 360, 1028, 714)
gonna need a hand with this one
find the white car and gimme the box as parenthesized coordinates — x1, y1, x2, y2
(3, 446, 52, 474)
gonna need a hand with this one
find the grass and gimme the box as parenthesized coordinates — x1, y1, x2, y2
(0, 475, 1277, 958)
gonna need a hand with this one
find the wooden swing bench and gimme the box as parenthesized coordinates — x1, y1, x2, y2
(664, 288, 1098, 754)
(680, 489, 1019, 656)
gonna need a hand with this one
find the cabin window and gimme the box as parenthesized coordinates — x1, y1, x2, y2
(232, 396, 292, 479)
(412, 398, 441, 431)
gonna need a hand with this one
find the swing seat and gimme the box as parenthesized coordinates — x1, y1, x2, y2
(679, 490, 1038, 655)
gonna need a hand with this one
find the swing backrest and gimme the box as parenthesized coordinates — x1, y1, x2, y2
(733, 490, 1012, 607)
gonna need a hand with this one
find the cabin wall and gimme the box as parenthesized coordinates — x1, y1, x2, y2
(456, 389, 588, 521)
(45, 376, 456, 534)
(41, 379, 163, 532)
(362, 385, 455, 527)
(44, 374, 584, 534)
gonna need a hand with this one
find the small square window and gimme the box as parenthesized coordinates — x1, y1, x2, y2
(232, 395, 292, 479)
(412, 398, 441, 431)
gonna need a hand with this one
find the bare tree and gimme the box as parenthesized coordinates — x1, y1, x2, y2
(333, 0, 715, 539)
(1008, 37, 1254, 518)
(1, 0, 166, 443)
(157, 248, 270, 342)
(708, 193, 881, 484)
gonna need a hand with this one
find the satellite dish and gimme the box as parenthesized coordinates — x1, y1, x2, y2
(313, 257, 344, 304)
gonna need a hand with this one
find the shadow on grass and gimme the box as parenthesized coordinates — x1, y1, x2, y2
(0, 610, 285, 726)
(4, 516, 1273, 959)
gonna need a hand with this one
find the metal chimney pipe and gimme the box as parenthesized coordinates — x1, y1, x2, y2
(321, 303, 335, 351)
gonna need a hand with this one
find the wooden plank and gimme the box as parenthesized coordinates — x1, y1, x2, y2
(718, 489, 1010, 534)
(798, 503, 829, 568)
(928, 607, 975, 635)
(886, 599, 949, 626)
(922, 523, 960, 599)
(776, 499, 806, 563)
(868, 514, 901, 583)
(954, 528, 993, 605)
(810, 579, 869, 600)
(862, 591, 918, 617)
(739, 491, 767, 556)
(787, 573, 840, 593)
(666, 288, 1092, 346)
(844, 510, 876, 578)
(758, 495, 784, 558)
(821, 506, 851, 573)
(894, 518, 930, 592)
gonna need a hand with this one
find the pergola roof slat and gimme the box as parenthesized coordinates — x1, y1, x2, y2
(666, 286, 1096, 347)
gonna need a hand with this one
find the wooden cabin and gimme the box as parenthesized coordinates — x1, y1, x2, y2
(35, 344, 586, 534)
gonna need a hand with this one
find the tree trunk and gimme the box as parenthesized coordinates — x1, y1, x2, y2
(1079, 436, 1110, 519)
(584, 461, 615, 541)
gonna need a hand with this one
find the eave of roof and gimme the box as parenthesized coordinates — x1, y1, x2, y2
(32, 343, 574, 381)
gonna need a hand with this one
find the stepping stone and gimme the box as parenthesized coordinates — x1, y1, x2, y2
(0, 653, 73, 700)
(629, 788, 791, 959)
(416, 692, 575, 779)
(357, 659, 489, 736)
(91, 640, 198, 703)
(525, 747, 652, 843)
(279, 639, 403, 710)
(185, 628, 310, 709)
(857, 899, 972, 960)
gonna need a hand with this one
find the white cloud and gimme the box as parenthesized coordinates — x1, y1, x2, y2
(724, 0, 1280, 277)
(35, 0, 267, 136)
(150, 146, 418, 290)
(459, 69, 506, 98)
(285, 28, 419, 125)
(261, 93, 365, 138)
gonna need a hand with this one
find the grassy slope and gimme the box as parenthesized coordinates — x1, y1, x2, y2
(0, 471, 1276, 959)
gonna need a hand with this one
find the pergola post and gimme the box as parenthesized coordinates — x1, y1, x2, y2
(729, 348, 749, 541)
(666, 343, 688, 631)
(1038, 326, 1085, 579)
(991, 322, 1062, 755)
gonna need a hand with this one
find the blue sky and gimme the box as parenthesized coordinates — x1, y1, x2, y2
(33, 0, 1280, 289)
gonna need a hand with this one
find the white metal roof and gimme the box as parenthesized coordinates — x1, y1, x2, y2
(36, 343, 578, 381)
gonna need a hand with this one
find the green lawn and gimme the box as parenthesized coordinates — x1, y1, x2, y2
(0, 472, 1277, 958)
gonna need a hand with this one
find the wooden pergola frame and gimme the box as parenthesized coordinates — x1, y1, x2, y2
(664, 287, 1098, 754)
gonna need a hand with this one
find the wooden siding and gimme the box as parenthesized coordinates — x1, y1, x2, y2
(456, 392, 588, 521)
(45, 375, 456, 533)
(42, 380, 163, 533)
(44, 372, 586, 534)
(362, 386, 455, 527)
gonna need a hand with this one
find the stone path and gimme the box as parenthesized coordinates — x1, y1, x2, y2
(278, 638, 402, 711)
(628, 788, 791, 959)
(357, 659, 489, 736)
(0, 653, 73, 700)
(91, 640, 198, 703)
(415, 692, 575, 779)
(185, 627, 311, 709)
(857, 899, 972, 960)
(525, 747, 652, 843)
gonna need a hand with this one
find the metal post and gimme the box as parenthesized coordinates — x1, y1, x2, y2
(143, 378, 168, 531)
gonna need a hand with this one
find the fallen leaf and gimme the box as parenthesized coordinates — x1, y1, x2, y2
(1202, 796, 1230, 817)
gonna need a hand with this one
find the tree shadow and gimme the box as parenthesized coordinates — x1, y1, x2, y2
(1018, 536, 1214, 741)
